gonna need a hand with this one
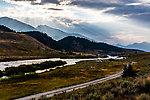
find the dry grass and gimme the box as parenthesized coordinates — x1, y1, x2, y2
(0, 60, 124, 99)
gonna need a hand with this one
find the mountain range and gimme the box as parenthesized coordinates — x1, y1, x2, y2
(22, 31, 141, 55)
(37, 25, 93, 41)
(0, 17, 37, 32)
(58, 36, 140, 55)
(0, 17, 91, 41)
(0, 17, 143, 55)
(117, 42, 150, 52)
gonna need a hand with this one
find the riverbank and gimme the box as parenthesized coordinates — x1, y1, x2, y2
(0, 60, 66, 77)
(0, 59, 124, 99)
(0, 54, 97, 62)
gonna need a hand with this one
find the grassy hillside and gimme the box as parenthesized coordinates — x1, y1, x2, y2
(0, 30, 59, 58)
(22, 31, 62, 50)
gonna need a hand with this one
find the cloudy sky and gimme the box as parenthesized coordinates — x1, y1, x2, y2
(0, 0, 150, 45)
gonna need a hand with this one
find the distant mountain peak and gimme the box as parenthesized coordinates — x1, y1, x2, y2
(37, 25, 92, 41)
(118, 42, 150, 52)
(0, 17, 37, 32)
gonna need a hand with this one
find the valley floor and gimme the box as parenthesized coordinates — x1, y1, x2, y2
(49, 52, 150, 100)
(1, 52, 150, 100)
(0, 59, 124, 99)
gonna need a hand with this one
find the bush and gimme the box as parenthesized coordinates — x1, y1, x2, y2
(122, 64, 136, 77)
(0, 70, 3, 77)
(85, 92, 102, 100)
(0, 73, 39, 82)
(137, 79, 150, 93)
(138, 93, 150, 100)
(4, 60, 66, 76)
(103, 92, 114, 100)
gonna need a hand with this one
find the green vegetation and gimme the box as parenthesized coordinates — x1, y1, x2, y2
(138, 93, 150, 100)
(58, 36, 140, 55)
(0, 71, 3, 77)
(1, 73, 39, 82)
(122, 64, 136, 77)
(23, 30, 140, 55)
(2, 60, 66, 76)
(0, 60, 124, 99)
(49, 52, 150, 100)
(52, 76, 150, 100)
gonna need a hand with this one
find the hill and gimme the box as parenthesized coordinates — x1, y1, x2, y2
(0, 17, 37, 32)
(22, 31, 62, 50)
(23, 31, 141, 55)
(58, 36, 141, 55)
(0, 25, 15, 32)
(0, 26, 59, 60)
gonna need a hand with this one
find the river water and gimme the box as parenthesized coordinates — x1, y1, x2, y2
(0, 55, 124, 72)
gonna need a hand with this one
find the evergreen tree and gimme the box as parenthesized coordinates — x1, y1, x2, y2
(122, 63, 136, 77)
(0, 70, 3, 77)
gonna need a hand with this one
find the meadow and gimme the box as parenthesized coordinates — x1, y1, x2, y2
(50, 52, 150, 100)
(0, 59, 124, 99)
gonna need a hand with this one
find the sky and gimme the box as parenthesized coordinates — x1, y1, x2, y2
(0, 0, 150, 45)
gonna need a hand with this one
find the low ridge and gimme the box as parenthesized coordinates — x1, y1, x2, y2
(0, 26, 59, 59)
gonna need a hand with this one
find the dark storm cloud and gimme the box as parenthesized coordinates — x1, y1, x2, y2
(70, 0, 150, 23)
(105, 5, 150, 23)
(41, 0, 59, 4)
(70, 1, 122, 10)
(10, 0, 150, 23)
(70, 0, 138, 9)
(47, 8, 63, 11)
(130, 13, 150, 22)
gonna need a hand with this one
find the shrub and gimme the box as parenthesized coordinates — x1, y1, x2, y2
(0, 70, 3, 77)
(85, 92, 102, 100)
(103, 92, 114, 100)
(137, 79, 150, 93)
(122, 64, 136, 77)
(0, 73, 39, 82)
(138, 93, 150, 100)
(4, 60, 66, 76)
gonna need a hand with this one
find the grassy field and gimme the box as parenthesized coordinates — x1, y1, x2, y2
(50, 52, 150, 100)
(0, 60, 124, 100)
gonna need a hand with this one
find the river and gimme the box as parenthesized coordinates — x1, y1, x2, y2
(0, 55, 125, 72)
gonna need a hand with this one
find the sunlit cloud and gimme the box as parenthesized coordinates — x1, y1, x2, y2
(1, 0, 150, 45)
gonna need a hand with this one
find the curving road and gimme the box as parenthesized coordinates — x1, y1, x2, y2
(16, 70, 123, 100)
